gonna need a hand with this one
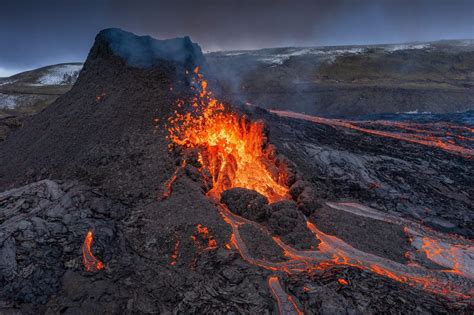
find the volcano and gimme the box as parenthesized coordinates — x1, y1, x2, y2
(0, 29, 473, 314)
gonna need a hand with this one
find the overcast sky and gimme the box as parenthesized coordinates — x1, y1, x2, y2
(1, 0, 473, 76)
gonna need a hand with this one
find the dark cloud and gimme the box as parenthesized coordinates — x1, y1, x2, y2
(1, 0, 473, 74)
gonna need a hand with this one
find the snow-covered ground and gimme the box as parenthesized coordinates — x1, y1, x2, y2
(36, 64, 82, 85)
(0, 93, 20, 109)
(385, 43, 430, 52)
(0, 93, 47, 109)
(218, 47, 365, 65)
(0, 80, 15, 86)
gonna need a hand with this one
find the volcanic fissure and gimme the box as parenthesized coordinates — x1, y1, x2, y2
(163, 68, 474, 311)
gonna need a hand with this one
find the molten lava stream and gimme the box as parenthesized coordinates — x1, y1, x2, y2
(165, 68, 473, 311)
(220, 205, 473, 300)
(270, 110, 474, 158)
(82, 231, 104, 272)
(268, 276, 304, 315)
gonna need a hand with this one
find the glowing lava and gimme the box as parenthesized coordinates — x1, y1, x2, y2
(268, 276, 304, 315)
(191, 224, 218, 250)
(167, 67, 288, 202)
(164, 69, 473, 311)
(82, 231, 104, 272)
(271, 110, 474, 158)
(219, 204, 473, 300)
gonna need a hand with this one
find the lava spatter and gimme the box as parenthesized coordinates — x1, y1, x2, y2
(165, 69, 473, 311)
(167, 68, 288, 202)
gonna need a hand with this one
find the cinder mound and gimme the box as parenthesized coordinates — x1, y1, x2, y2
(221, 188, 319, 250)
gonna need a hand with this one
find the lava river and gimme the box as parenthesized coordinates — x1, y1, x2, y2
(270, 110, 474, 159)
(165, 69, 474, 312)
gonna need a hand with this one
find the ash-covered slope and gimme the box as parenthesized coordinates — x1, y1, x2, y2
(0, 29, 231, 313)
(1, 29, 473, 314)
(0, 28, 199, 198)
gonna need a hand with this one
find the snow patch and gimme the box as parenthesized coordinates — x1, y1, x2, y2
(0, 80, 15, 86)
(257, 47, 365, 65)
(0, 93, 20, 109)
(399, 109, 433, 115)
(386, 44, 430, 52)
(36, 64, 82, 85)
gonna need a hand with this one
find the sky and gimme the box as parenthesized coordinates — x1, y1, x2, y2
(1, 0, 473, 76)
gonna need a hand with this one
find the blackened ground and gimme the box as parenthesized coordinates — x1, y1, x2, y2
(0, 29, 472, 314)
(245, 105, 473, 238)
(312, 204, 411, 264)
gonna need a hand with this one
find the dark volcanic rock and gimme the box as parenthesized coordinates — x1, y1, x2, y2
(90, 28, 205, 70)
(247, 107, 474, 238)
(0, 29, 472, 314)
(0, 116, 22, 141)
(268, 200, 319, 250)
(312, 204, 411, 264)
(0, 180, 117, 307)
(221, 187, 270, 222)
(221, 188, 318, 250)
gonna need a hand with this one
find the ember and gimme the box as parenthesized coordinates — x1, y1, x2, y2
(338, 278, 349, 285)
(170, 233, 180, 266)
(167, 68, 288, 202)
(81, 231, 104, 272)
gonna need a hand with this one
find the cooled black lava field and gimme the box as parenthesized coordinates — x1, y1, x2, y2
(0, 29, 473, 314)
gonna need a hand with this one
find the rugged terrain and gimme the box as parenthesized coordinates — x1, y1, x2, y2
(0, 63, 82, 118)
(207, 40, 474, 117)
(3, 39, 474, 122)
(0, 29, 473, 314)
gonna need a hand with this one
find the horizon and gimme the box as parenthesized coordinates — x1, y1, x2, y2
(2, 35, 474, 78)
(1, 0, 474, 76)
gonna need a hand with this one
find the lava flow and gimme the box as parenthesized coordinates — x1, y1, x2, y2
(165, 69, 473, 312)
(268, 276, 304, 315)
(167, 67, 288, 202)
(82, 231, 104, 272)
(220, 205, 473, 300)
(271, 110, 474, 158)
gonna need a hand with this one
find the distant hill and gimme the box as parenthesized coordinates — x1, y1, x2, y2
(207, 39, 474, 117)
(0, 63, 82, 117)
(2, 39, 474, 119)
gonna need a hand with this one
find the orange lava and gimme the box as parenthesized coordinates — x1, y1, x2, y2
(268, 276, 304, 315)
(95, 92, 106, 103)
(219, 205, 473, 300)
(271, 110, 474, 158)
(160, 159, 186, 200)
(418, 236, 473, 277)
(167, 68, 288, 202)
(82, 231, 104, 272)
(338, 278, 349, 285)
(191, 224, 218, 250)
